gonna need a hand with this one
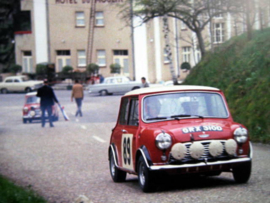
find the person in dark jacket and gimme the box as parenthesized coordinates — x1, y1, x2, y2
(37, 79, 59, 127)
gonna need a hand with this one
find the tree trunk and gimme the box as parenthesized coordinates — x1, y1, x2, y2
(195, 30, 206, 58)
(246, 0, 253, 40)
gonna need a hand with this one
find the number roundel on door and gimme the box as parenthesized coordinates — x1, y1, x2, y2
(121, 134, 133, 170)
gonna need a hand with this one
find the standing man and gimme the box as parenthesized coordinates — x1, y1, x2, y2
(71, 80, 84, 117)
(37, 79, 59, 127)
(141, 77, 149, 88)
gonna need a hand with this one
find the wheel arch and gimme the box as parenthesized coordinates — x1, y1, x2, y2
(135, 145, 153, 173)
(109, 144, 119, 167)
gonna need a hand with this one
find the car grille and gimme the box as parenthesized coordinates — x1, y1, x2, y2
(169, 140, 235, 164)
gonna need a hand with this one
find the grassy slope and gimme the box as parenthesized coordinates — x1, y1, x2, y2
(183, 28, 270, 143)
(0, 175, 46, 203)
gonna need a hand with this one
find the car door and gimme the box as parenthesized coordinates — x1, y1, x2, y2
(113, 97, 139, 172)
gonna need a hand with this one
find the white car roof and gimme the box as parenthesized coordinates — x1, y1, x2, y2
(6, 76, 26, 79)
(26, 92, 38, 96)
(125, 85, 220, 96)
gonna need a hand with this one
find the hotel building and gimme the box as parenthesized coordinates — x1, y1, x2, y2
(15, 0, 270, 83)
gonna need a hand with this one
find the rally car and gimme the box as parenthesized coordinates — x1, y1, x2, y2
(108, 85, 252, 192)
(22, 92, 59, 123)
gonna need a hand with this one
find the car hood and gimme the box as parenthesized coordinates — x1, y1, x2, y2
(142, 119, 237, 143)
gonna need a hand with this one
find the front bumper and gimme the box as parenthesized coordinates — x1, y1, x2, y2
(149, 157, 251, 171)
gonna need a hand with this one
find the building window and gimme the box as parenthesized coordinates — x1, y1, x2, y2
(95, 12, 104, 26)
(113, 50, 129, 75)
(113, 50, 128, 55)
(182, 46, 191, 63)
(214, 23, 225, 43)
(195, 47, 201, 63)
(181, 21, 186, 30)
(76, 11, 85, 27)
(56, 50, 71, 72)
(22, 51, 33, 73)
(163, 49, 170, 63)
(97, 50, 106, 66)
(77, 50, 86, 67)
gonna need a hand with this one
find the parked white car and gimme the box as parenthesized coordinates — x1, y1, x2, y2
(88, 76, 142, 96)
(0, 76, 43, 94)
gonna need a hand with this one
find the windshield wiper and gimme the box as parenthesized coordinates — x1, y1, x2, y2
(146, 116, 168, 121)
(171, 114, 204, 120)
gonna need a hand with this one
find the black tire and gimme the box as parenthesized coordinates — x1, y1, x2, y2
(25, 87, 31, 93)
(109, 151, 126, 182)
(29, 119, 32, 123)
(23, 118, 27, 124)
(233, 161, 252, 183)
(100, 90, 108, 96)
(137, 156, 156, 192)
(1, 88, 8, 94)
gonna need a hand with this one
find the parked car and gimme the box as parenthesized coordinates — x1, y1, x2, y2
(163, 80, 183, 86)
(88, 76, 141, 96)
(22, 92, 59, 123)
(109, 85, 252, 192)
(0, 76, 43, 94)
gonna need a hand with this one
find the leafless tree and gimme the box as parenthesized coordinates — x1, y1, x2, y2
(120, 0, 241, 57)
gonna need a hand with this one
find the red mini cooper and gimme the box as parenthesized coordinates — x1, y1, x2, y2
(22, 92, 59, 123)
(108, 86, 252, 192)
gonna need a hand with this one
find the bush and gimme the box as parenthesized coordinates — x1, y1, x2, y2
(10, 64, 22, 73)
(110, 63, 121, 74)
(62, 65, 73, 74)
(36, 63, 47, 75)
(183, 28, 270, 143)
(87, 63, 99, 75)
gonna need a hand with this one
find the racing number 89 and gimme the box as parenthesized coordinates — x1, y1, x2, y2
(123, 137, 131, 165)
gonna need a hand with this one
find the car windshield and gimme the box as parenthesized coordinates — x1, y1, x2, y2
(26, 96, 40, 104)
(143, 92, 228, 122)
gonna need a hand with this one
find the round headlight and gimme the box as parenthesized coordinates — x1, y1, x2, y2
(234, 127, 248, 143)
(23, 107, 29, 113)
(155, 133, 172, 150)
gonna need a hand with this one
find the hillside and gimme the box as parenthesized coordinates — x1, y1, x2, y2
(183, 28, 270, 143)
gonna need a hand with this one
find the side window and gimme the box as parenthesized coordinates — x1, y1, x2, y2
(128, 98, 139, 126)
(6, 79, 13, 83)
(119, 98, 129, 125)
(14, 79, 20, 83)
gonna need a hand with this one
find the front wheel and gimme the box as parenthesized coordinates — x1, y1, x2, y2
(25, 87, 31, 93)
(100, 90, 108, 96)
(233, 161, 252, 183)
(137, 156, 156, 192)
(1, 88, 8, 94)
(109, 151, 126, 182)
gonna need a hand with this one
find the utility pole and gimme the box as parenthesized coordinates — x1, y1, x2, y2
(130, 0, 136, 80)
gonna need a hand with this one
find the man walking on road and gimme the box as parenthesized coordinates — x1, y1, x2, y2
(37, 79, 59, 127)
(71, 80, 84, 117)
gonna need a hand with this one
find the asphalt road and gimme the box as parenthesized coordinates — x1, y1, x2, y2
(0, 91, 270, 203)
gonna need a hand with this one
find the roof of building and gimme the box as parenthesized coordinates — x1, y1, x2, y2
(124, 85, 220, 96)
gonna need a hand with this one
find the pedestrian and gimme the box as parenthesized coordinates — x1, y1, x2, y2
(141, 77, 149, 88)
(99, 74, 104, 83)
(37, 79, 59, 127)
(71, 79, 84, 117)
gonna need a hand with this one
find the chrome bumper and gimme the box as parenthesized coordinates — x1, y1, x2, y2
(149, 157, 251, 171)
